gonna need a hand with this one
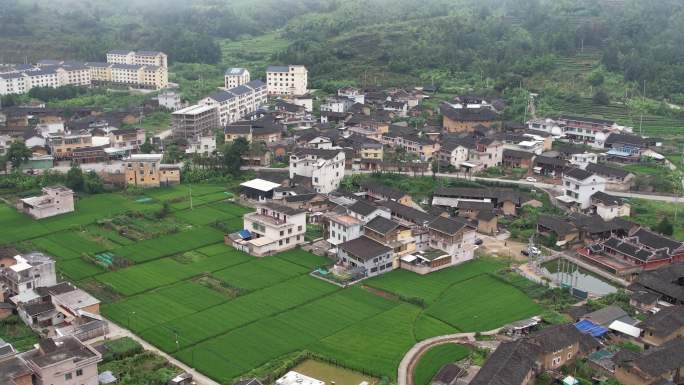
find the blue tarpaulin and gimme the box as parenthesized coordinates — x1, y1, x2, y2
(575, 319, 609, 337)
(238, 229, 252, 239)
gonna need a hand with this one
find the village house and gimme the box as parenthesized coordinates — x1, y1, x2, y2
(231, 202, 307, 256)
(346, 200, 392, 224)
(557, 168, 607, 210)
(591, 191, 631, 221)
(614, 338, 684, 385)
(537, 214, 581, 246)
(586, 163, 635, 192)
(533, 155, 568, 178)
(124, 154, 180, 188)
(432, 187, 528, 216)
(502, 148, 535, 169)
(107, 128, 145, 153)
(23, 337, 102, 385)
(338, 87, 365, 104)
(630, 264, 684, 305)
(337, 236, 393, 278)
(0, 347, 33, 385)
(185, 135, 217, 155)
(363, 216, 416, 260)
(359, 180, 414, 205)
(224, 118, 283, 144)
(382, 126, 439, 161)
(556, 116, 632, 149)
(579, 228, 684, 277)
(604, 133, 658, 163)
(427, 216, 477, 264)
(18, 186, 74, 220)
(326, 210, 364, 246)
(470, 323, 596, 385)
(240, 178, 282, 202)
(0, 252, 57, 304)
(48, 131, 93, 159)
(289, 148, 345, 194)
(440, 103, 500, 133)
(639, 306, 684, 348)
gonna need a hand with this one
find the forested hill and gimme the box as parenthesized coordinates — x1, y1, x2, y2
(1, 0, 684, 100)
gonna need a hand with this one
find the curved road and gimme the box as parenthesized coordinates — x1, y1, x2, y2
(397, 328, 502, 385)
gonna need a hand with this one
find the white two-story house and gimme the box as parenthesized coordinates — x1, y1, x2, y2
(289, 149, 345, 194)
(235, 202, 307, 257)
(559, 168, 606, 210)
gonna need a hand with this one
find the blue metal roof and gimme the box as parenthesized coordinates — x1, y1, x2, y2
(238, 229, 251, 239)
(575, 319, 609, 337)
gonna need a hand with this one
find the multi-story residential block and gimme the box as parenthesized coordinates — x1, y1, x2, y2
(289, 148, 345, 194)
(140, 65, 168, 89)
(84, 62, 112, 83)
(234, 202, 307, 256)
(22, 336, 102, 385)
(266, 65, 308, 96)
(0, 252, 57, 302)
(559, 168, 607, 210)
(106, 50, 167, 67)
(124, 154, 180, 188)
(24, 68, 59, 89)
(18, 186, 74, 220)
(0, 72, 29, 95)
(157, 91, 183, 111)
(199, 80, 267, 127)
(171, 104, 220, 140)
(225, 68, 250, 88)
(48, 131, 93, 159)
(337, 236, 393, 278)
(55, 64, 91, 86)
(108, 128, 145, 152)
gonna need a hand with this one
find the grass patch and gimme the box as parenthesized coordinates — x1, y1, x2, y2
(413, 344, 471, 385)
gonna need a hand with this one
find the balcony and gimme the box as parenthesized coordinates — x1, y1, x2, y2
(245, 212, 293, 228)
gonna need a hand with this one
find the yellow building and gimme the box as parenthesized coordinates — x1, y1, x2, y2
(124, 154, 180, 188)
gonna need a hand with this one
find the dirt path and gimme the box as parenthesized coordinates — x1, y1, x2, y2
(86, 318, 221, 385)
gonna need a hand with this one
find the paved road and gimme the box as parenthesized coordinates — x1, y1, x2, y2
(87, 318, 220, 385)
(397, 328, 502, 385)
(245, 167, 683, 202)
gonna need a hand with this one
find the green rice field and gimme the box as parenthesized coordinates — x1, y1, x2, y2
(0, 185, 543, 384)
(412, 344, 471, 385)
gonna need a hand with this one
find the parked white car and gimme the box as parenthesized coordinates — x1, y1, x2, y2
(526, 177, 537, 182)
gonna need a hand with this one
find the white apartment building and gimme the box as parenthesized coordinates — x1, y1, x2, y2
(0, 72, 28, 95)
(199, 80, 267, 127)
(266, 65, 308, 96)
(289, 148, 345, 194)
(158, 91, 183, 111)
(238, 202, 307, 256)
(25, 68, 59, 89)
(559, 168, 606, 210)
(106, 50, 168, 67)
(225, 68, 250, 88)
(185, 136, 217, 155)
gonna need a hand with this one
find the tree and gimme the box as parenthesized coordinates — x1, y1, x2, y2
(5, 141, 32, 169)
(215, 129, 225, 147)
(162, 144, 181, 164)
(140, 138, 155, 154)
(587, 70, 605, 87)
(592, 89, 610, 105)
(655, 216, 674, 236)
(65, 165, 85, 191)
(222, 137, 249, 175)
(83, 171, 104, 194)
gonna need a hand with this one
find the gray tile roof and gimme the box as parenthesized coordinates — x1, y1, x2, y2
(339, 236, 392, 261)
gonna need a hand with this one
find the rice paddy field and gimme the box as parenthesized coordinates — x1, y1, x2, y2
(0, 183, 544, 384)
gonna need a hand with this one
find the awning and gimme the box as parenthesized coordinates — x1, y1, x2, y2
(555, 195, 575, 203)
(609, 320, 642, 338)
(238, 229, 251, 239)
(401, 255, 418, 263)
(575, 319, 609, 337)
(460, 162, 477, 168)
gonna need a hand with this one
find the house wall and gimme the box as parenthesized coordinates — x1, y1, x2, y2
(478, 218, 497, 235)
(563, 175, 607, 210)
(502, 200, 517, 216)
(642, 324, 684, 347)
(338, 248, 393, 278)
(443, 116, 498, 133)
(595, 203, 630, 221)
(33, 359, 100, 385)
(328, 221, 363, 246)
(289, 152, 345, 194)
(614, 366, 662, 385)
(539, 342, 579, 371)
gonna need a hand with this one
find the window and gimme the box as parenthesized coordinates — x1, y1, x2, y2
(280, 230, 284, 236)
(76, 369, 83, 376)
(298, 225, 303, 231)
(65, 373, 73, 380)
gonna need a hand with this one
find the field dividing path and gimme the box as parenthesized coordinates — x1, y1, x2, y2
(89, 317, 221, 385)
(398, 328, 503, 385)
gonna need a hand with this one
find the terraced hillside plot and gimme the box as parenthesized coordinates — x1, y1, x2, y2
(111, 227, 224, 263)
(425, 274, 541, 332)
(366, 259, 504, 304)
